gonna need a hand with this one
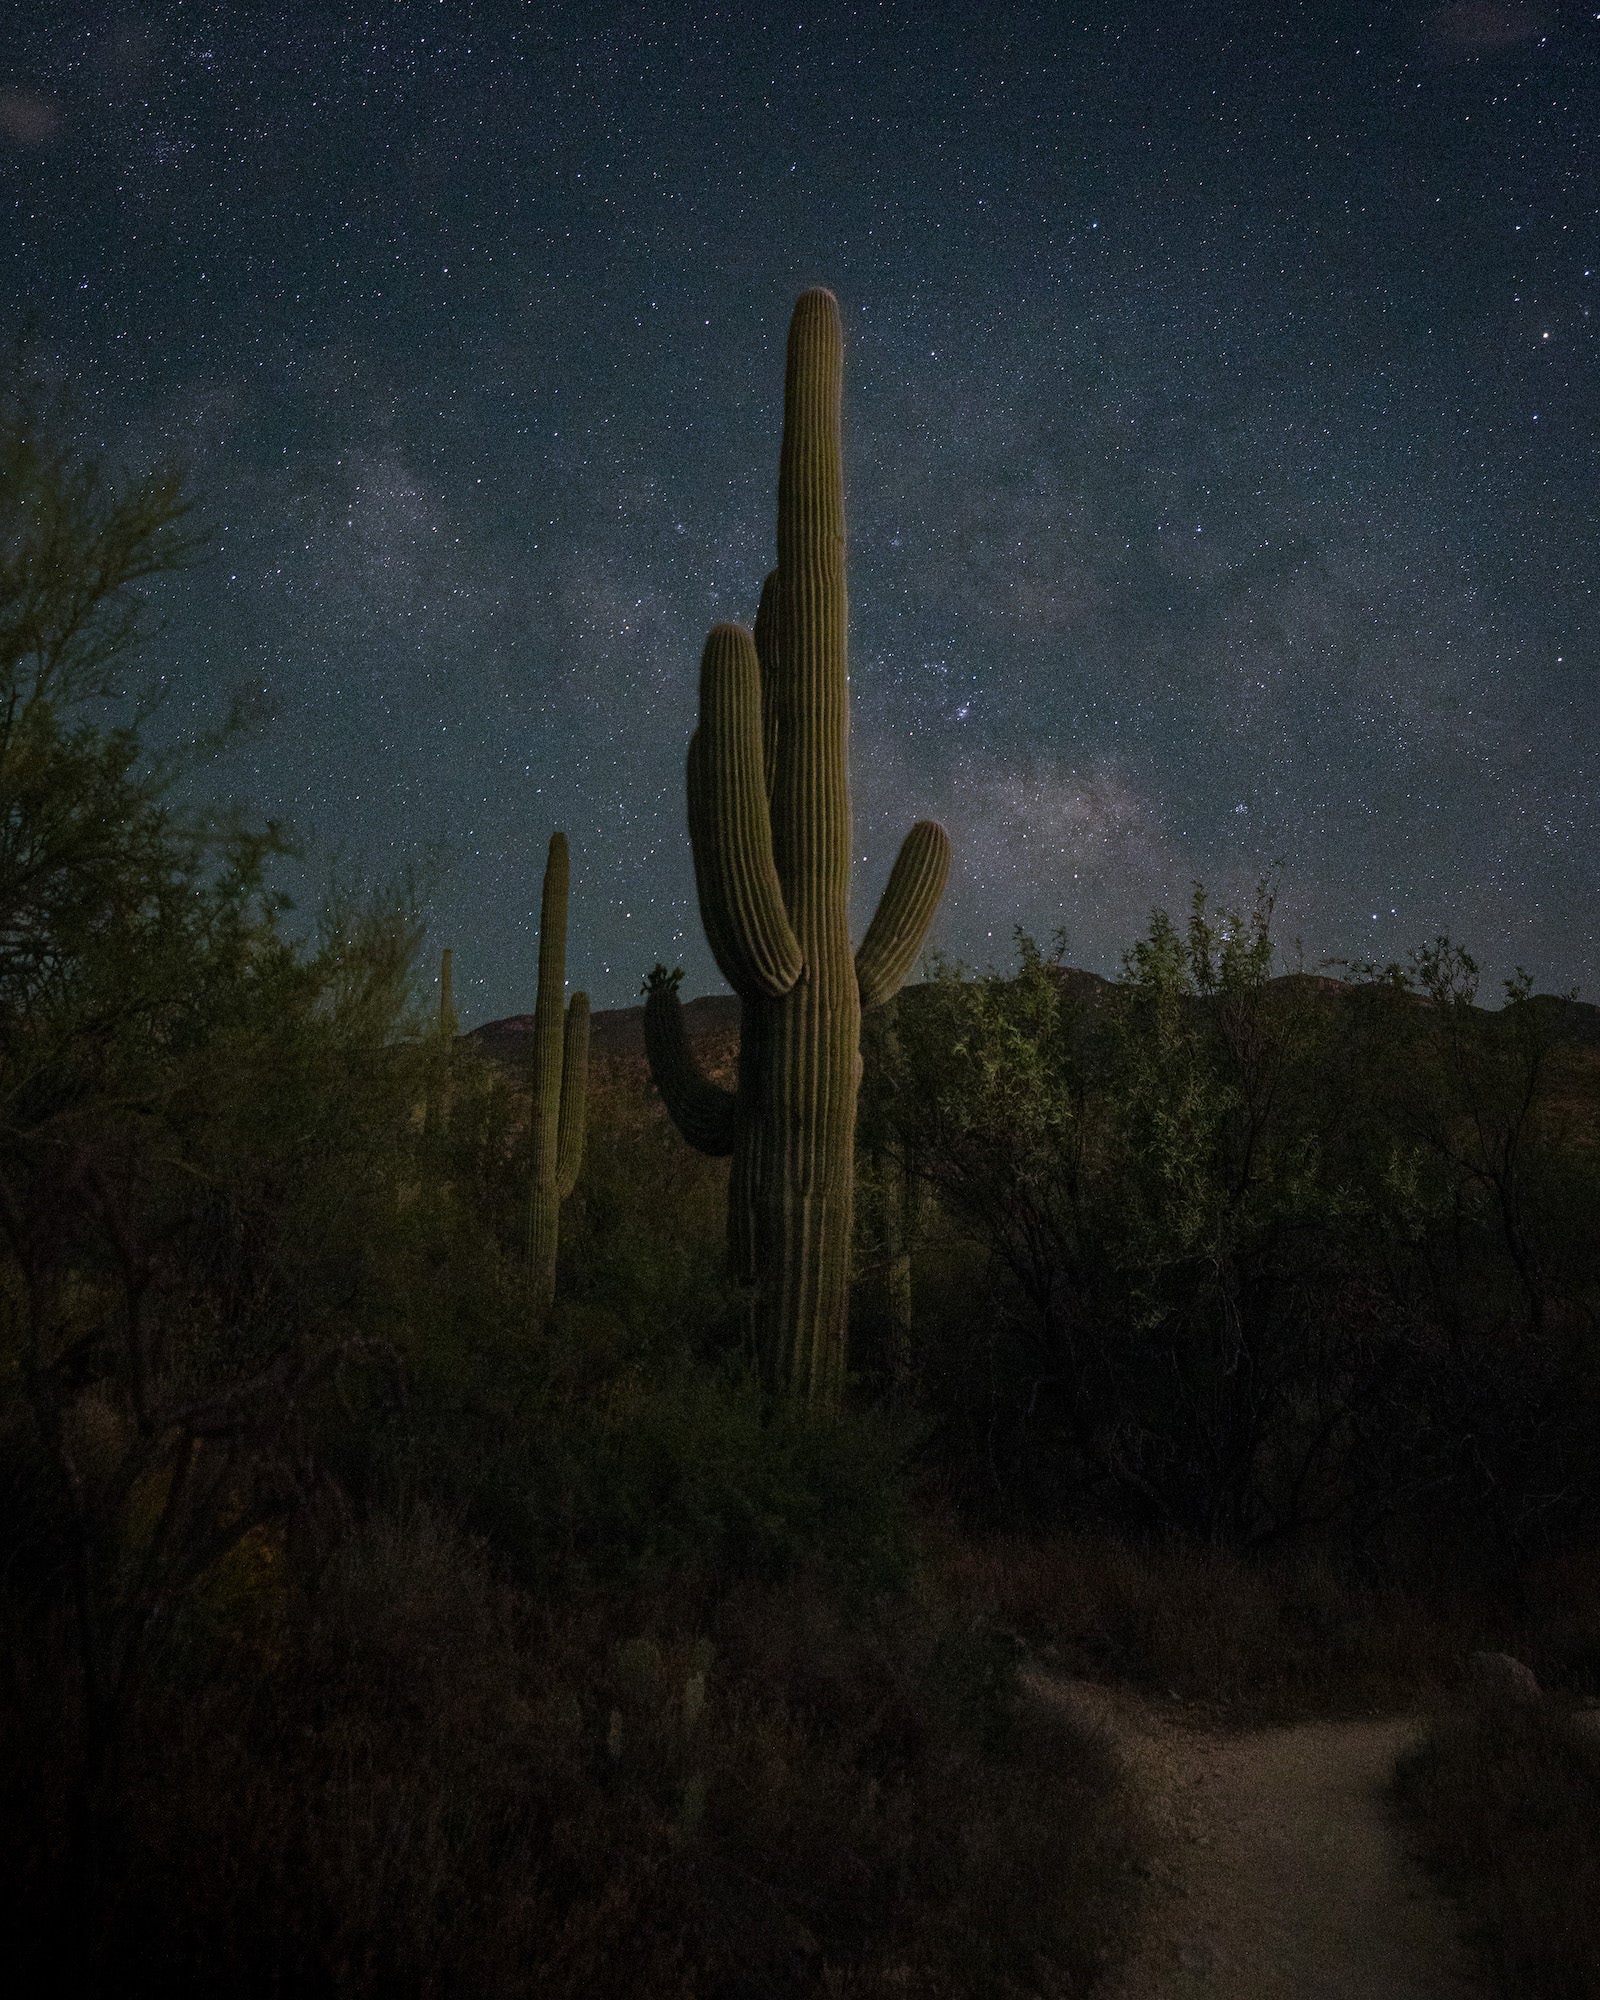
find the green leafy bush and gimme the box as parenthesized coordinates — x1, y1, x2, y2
(871, 888, 1600, 1592)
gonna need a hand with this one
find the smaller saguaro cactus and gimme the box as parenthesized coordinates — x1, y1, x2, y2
(438, 946, 458, 1039)
(425, 946, 461, 1142)
(527, 832, 590, 1322)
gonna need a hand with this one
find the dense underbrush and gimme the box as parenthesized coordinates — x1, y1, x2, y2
(0, 1495, 1152, 2000)
(1394, 1685, 1600, 2000)
(7, 383, 1600, 1995)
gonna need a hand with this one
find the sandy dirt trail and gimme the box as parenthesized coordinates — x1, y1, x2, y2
(1026, 1671, 1487, 2000)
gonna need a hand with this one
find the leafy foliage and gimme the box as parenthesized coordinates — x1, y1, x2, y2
(872, 887, 1600, 1580)
(0, 380, 1139, 2000)
(7, 364, 1598, 1999)
(0, 377, 442, 1830)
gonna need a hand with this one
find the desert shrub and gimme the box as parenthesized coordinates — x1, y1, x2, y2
(872, 892, 1600, 1597)
(344, 1032, 924, 1610)
(0, 375, 1157, 2000)
(880, 895, 1378, 1548)
(0, 379, 467, 1866)
(1520, 1544, 1600, 1702)
(918, 1507, 1504, 1727)
(0, 1499, 1152, 2000)
(558, 1061, 735, 1346)
(1394, 1691, 1600, 1999)
(353, 1321, 923, 1609)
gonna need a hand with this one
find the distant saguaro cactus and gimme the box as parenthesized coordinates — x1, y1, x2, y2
(426, 946, 460, 1141)
(528, 832, 589, 1322)
(645, 288, 950, 1405)
(438, 946, 458, 1039)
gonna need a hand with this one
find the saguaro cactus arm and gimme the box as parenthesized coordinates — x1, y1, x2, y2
(643, 966, 737, 1156)
(687, 623, 803, 1001)
(556, 991, 590, 1198)
(856, 819, 951, 1010)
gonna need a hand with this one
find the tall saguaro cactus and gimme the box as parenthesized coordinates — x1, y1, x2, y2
(645, 289, 950, 1405)
(528, 831, 590, 1322)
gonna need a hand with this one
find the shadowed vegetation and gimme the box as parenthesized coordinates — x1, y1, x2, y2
(1394, 1683, 1600, 2000)
(5, 376, 1600, 1994)
(0, 387, 1147, 1999)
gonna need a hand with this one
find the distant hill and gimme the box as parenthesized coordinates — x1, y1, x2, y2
(466, 971, 1600, 1071)
(469, 991, 741, 1071)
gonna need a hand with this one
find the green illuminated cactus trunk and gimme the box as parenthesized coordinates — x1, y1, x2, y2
(645, 290, 950, 1406)
(527, 831, 590, 1324)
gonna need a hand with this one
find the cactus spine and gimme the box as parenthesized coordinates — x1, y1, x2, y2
(527, 831, 589, 1322)
(645, 289, 950, 1406)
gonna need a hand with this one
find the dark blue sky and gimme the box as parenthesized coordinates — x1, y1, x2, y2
(6, 0, 1597, 1020)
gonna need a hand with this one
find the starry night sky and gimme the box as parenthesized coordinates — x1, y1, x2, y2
(5, 0, 1597, 1021)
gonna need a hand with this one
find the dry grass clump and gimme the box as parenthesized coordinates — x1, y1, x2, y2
(918, 1510, 1496, 1726)
(1393, 1689, 1600, 1999)
(1, 1501, 1154, 2000)
(699, 1571, 1154, 1997)
(1515, 1541, 1600, 1700)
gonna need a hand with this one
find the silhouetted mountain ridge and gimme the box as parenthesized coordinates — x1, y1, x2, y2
(466, 969, 1600, 1068)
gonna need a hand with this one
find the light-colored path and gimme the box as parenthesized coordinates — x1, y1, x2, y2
(1026, 1672, 1488, 2000)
